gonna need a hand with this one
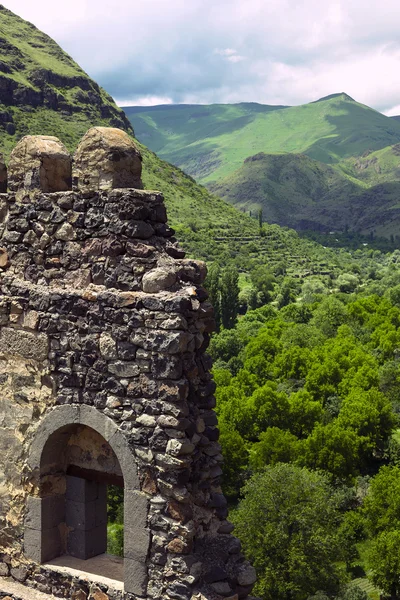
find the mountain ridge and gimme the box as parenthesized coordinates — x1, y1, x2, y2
(126, 95, 400, 236)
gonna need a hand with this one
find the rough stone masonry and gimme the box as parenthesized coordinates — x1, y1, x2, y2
(0, 127, 256, 600)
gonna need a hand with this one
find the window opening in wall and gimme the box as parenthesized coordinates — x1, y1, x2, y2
(37, 424, 126, 587)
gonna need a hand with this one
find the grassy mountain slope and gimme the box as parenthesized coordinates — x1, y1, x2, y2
(341, 144, 400, 186)
(210, 152, 400, 236)
(127, 96, 400, 236)
(208, 152, 356, 229)
(126, 94, 400, 184)
(0, 4, 357, 280)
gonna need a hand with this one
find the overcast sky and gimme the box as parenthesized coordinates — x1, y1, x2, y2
(4, 0, 400, 114)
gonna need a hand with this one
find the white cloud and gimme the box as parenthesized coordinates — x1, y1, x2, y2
(214, 48, 245, 63)
(384, 105, 400, 117)
(118, 95, 173, 107)
(215, 48, 238, 56)
(3, 0, 400, 110)
(227, 55, 245, 63)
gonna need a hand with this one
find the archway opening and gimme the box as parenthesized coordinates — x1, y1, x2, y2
(38, 424, 124, 584)
(25, 406, 149, 596)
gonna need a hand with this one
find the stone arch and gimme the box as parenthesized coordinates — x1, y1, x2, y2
(24, 405, 149, 596)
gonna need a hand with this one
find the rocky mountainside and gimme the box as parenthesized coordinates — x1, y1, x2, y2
(127, 96, 400, 237)
(0, 4, 132, 156)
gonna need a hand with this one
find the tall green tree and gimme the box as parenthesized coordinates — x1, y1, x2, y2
(362, 466, 400, 598)
(250, 265, 275, 304)
(258, 207, 263, 229)
(205, 262, 221, 331)
(233, 464, 347, 600)
(220, 265, 240, 329)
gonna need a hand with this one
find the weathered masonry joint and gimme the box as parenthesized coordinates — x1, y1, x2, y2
(0, 128, 256, 600)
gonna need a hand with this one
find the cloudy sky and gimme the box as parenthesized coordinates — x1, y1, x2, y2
(4, 0, 400, 114)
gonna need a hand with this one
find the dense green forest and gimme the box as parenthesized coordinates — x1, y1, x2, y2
(204, 256, 400, 599)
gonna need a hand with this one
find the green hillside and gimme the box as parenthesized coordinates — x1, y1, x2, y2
(208, 152, 355, 229)
(341, 143, 400, 186)
(209, 151, 400, 236)
(0, 4, 134, 156)
(126, 96, 400, 236)
(126, 94, 400, 184)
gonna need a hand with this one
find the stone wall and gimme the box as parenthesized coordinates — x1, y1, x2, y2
(0, 128, 256, 600)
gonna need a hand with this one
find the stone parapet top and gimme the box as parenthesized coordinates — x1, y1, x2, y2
(3, 127, 143, 194)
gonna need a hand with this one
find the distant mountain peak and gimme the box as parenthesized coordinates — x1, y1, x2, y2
(314, 92, 355, 103)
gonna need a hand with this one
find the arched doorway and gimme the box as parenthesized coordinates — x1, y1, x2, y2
(24, 406, 149, 595)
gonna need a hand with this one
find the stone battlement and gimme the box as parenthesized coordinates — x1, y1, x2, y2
(0, 128, 256, 600)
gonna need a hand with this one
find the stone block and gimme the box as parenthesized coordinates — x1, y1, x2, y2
(66, 528, 87, 560)
(8, 135, 72, 192)
(66, 476, 99, 502)
(124, 527, 150, 562)
(95, 495, 108, 526)
(25, 496, 42, 531)
(66, 499, 96, 531)
(237, 563, 257, 586)
(42, 527, 63, 562)
(85, 524, 107, 558)
(67, 524, 107, 560)
(79, 404, 118, 442)
(124, 558, 148, 596)
(25, 495, 65, 531)
(23, 527, 42, 563)
(123, 491, 150, 562)
(108, 430, 139, 490)
(24, 525, 62, 563)
(0, 327, 48, 361)
(73, 127, 142, 192)
(108, 361, 140, 378)
(142, 268, 177, 293)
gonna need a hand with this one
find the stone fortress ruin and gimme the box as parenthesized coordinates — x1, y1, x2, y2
(0, 128, 256, 600)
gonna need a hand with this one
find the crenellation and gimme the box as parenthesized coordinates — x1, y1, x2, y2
(0, 128, 256, 600)
(8, 136, 72, 194)
(73, 127, 143, 193)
